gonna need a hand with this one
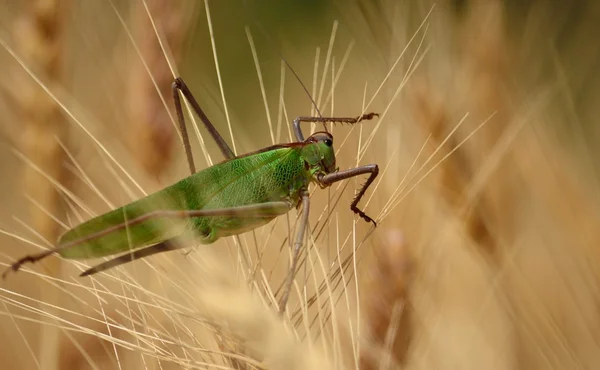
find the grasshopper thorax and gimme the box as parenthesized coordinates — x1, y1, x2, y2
(301, 131, 337, 177)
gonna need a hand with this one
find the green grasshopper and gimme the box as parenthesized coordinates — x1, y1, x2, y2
(3, 77, 379, 311)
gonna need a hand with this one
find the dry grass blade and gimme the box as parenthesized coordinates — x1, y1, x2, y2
(190, 244, 335, 370)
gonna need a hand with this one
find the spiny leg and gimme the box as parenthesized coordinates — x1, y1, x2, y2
(319, 164, 379, 226)
(172, 77, 235, 175)
(292, 112, 379, 142)
(2, 202, 291, 278)
(2, 250, 54, 279)
(80, 239, 185, 277)
(278, 192, 310, 315)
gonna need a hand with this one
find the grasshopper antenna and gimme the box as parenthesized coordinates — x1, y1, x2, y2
(242, 0, 324, 124)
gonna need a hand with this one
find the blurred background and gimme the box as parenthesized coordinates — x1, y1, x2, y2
(1, 0, 600, 369)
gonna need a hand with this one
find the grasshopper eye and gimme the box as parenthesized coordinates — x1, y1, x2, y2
(324, 138, 333, 147)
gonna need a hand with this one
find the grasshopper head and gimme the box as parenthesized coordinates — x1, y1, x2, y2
(302, 132, 337, 176)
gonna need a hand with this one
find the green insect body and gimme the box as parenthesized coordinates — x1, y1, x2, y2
(58, 136, 335, 259)
(5, 77, 379, 313)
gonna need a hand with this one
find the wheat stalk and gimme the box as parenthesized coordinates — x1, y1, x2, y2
(12, 0, 70, 369)
(126, 0, 192, 179)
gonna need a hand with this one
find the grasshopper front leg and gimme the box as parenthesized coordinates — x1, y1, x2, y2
(292, 113, 379, 142)
(320, 164, 379, 226)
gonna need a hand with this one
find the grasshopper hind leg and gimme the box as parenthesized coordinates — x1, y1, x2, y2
(80, 226, 215, 277)
(2, 249, 55, 279)
(80, 239, 186, 277)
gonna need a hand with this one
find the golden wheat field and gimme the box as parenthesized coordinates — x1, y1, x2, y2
(1, 0, 600, 369)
